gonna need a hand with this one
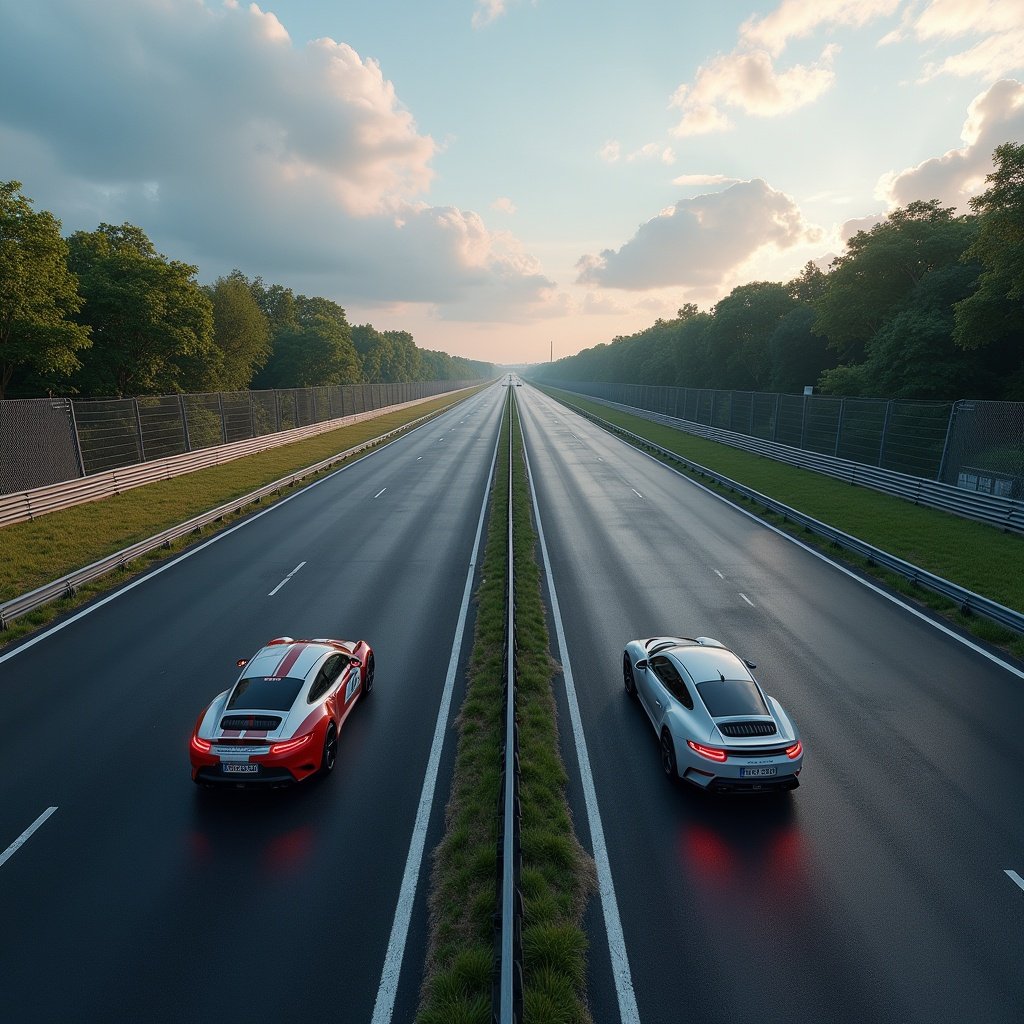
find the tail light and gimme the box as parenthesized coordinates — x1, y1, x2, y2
(270, 733, 314, 755)
(786, 740, 803, 760)
(687, 740, 728, 763)
(190, 733, 212, 754)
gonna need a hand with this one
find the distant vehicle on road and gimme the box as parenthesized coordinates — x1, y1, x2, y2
(190, 636, 374, 787)
(622, 635, 802, 793)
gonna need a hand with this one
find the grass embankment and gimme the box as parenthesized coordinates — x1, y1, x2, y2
(543, 387, 1024, 661)
(418, 395, 594, 1024)
(0, 390, 482, 646)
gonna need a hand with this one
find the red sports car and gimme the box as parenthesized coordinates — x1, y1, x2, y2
(190, 636, 374, 786)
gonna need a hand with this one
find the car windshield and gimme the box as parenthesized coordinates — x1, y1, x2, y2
(696, 678, 769, 718)
(228, 676, 304, 711)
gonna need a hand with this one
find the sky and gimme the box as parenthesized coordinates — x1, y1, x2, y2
(1, 1, 1022, 367)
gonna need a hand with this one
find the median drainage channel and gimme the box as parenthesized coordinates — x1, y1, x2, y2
(417, 388, 595, 1024)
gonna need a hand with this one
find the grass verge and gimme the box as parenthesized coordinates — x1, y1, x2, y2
(542, 387, 1024, 662)
(0, 389, 483, 647)
(418, 393, 595, 1024)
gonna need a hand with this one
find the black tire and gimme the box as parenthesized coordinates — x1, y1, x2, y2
(623, 654, 637, 698)
(319, 724, 338, 777)
(363, 653, 375, 697)
(660, 729, 678, 780)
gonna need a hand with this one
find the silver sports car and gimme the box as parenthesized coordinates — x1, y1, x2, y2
(623, 635, 803, 793)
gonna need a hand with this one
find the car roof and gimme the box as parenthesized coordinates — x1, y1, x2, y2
(245, 639, 347, 682)
(668, 645, 751, 683)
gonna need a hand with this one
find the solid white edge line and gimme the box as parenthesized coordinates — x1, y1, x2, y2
(0, 391, 495, 669)
(520, 422, 641, 1024)
(0, 806, 58, 869)
(1006, 869, 1024, 893)
(268, 560, 307, 597)
(369, 407, 503, 1024)
(568, 402, 1024, 683)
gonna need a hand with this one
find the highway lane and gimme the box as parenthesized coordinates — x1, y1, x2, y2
(516, 383, 1024, 1024)
(0, 385, 506, 1024)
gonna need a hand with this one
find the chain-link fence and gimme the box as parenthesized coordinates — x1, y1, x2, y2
(1, 380, 482, 495)
(546, 382, 1024, 497)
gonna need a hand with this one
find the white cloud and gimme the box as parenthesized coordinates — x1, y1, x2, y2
(839, 213, 885, 241)
(921, 31, 1024, 82)
(740, 0, 902, 56)
(472, 0, 507, 29)
(879, 1, 1024, 80)
(491, 196, 517, 214)
(598, 139, 622, 163)
(624, 142, 676, 164)
(0, 0, 558, 322)
(672, 173, 741, 188)
(875, 78, 1024, 210)
(576, 179, 823, 290)
(670, 45, 839, 136)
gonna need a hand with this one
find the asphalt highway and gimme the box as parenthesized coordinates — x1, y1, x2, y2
(0, 385, 506, 1024)
(4, 378, 1023, 1024)
(516, 383, 1024, 1024)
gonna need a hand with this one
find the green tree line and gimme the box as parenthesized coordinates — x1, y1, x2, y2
(533, 143, 1024, 402)
(0, 185, 493, 400)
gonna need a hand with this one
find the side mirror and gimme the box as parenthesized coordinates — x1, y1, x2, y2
(236, 658, 249, 668)
(635, 659, 648, 671)
(744, 659, 757, 670)
(349, 657, 361, 668)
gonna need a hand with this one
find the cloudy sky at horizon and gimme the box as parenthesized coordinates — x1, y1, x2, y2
(1, 0, 1022, 366)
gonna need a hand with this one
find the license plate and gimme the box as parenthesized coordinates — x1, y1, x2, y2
(741, 766, 776, 777)
(223, 762, 259, 774)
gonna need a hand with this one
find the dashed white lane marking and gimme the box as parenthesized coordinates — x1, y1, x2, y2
(370, 418, 502, 1024)
(1006, 870, 1024, 893)
(740, 593, 755, 607)
(416, 457, 423, 461)
(374, 488, 387, 499)
(521, 430, 641, 1024)
(0, 807, 57, 869)
(631, 488, 644, 500)
(713, 569, 724, 579)
(268, 561, 306, 597)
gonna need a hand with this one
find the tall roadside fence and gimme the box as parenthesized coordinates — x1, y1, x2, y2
(540, 381, 1024, 500)
(0, 380, 484, 496)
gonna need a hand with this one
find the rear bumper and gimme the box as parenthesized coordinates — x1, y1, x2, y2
(193, 764, 299, 787)
(683, 767, 800, 794)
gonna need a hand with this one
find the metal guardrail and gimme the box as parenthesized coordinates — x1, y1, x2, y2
(551, 391, 1024, 536)
(494, 387, 523, 1023)
(557, 399, 1024, 636)
(0, 389, 478, 528)
(0, 403, 455, 630)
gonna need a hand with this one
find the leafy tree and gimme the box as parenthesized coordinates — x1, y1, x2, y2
(255, 294, 360, 388)
(821, 264, 983, 398)
(68, 223, 215, 396)
(788, 261, 828, 304)
(953, 142, 1024, 396)
(705, 282, 797, 389)
(250, 277, 299, 337)
(204, 270, 271, 390)
(0, 181, 91, 398)
(815, 200, 976, 364)
(767, 306, 835, 393)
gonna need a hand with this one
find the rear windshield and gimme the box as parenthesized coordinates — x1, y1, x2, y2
(228, 676, 304, 711)
(696, 678, 769, 718)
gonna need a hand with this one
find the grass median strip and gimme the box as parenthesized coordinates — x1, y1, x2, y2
(418, 395, 595, 1024)
(543, 387, 1024, 661)
(0, 390, 481, 645)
